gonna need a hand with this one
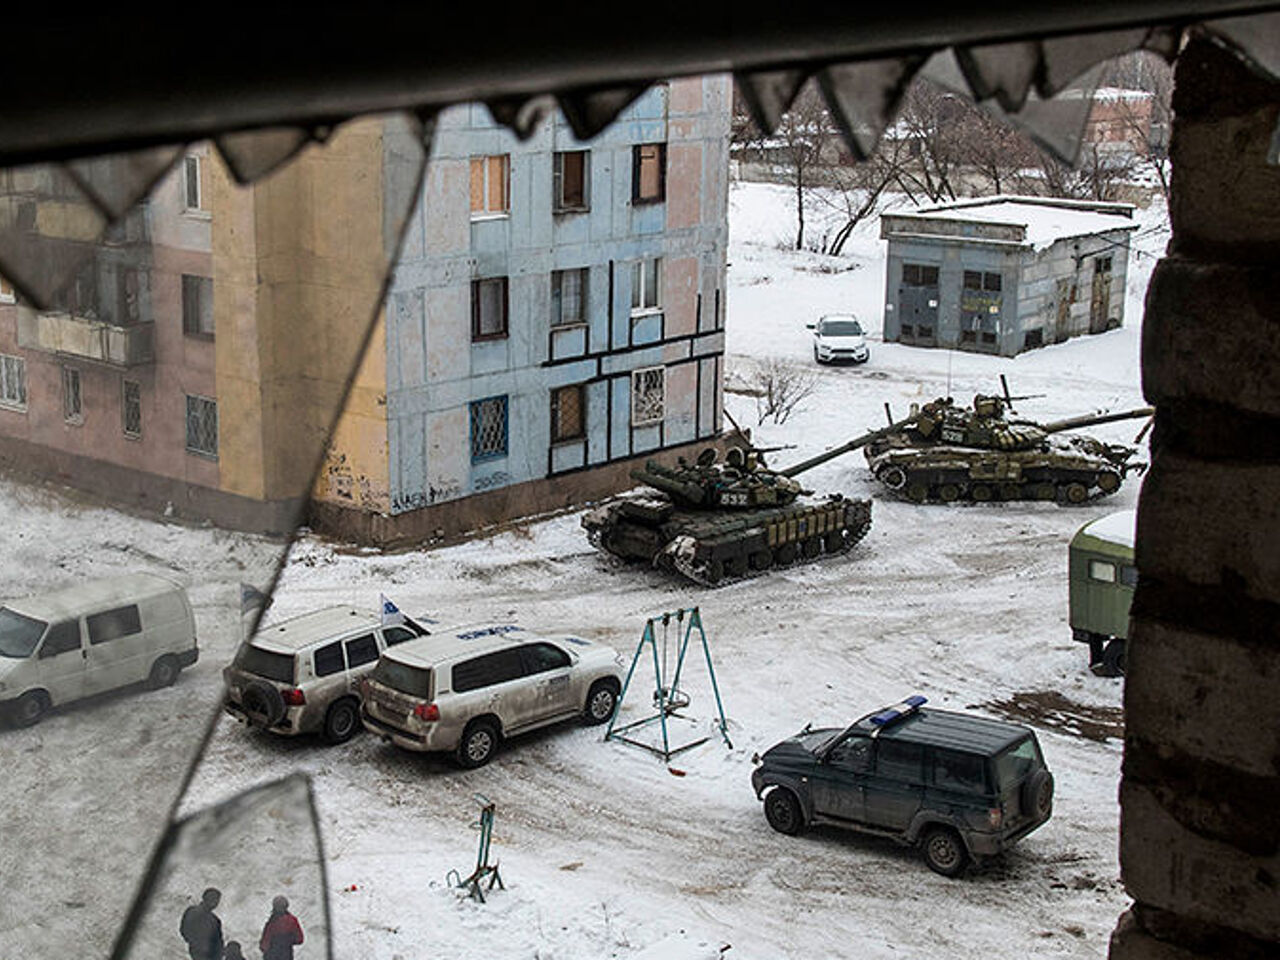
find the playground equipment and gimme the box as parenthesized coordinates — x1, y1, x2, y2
(445, 793, 504, 902)
(605, 607, 731, 763)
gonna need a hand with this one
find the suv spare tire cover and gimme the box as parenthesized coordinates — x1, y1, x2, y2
(1022, 769, 1054, 819)
(241, 680, 286, 727)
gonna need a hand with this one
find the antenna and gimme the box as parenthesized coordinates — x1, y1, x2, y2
(946, 348, 953, 397)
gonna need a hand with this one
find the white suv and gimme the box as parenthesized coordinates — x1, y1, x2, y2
(223, 606, 426, 744)
(809, 314, 870, 364)
(359, 624, 624, 767)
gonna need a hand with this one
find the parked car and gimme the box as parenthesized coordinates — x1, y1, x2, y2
(359, 623, 625, 768)
(808, 314, 870, 364)
(750, 695, 1053, 876)
(223, 606, 426, 744)
(1069, 509, 1136, 676)
(0, 573, 199, 727)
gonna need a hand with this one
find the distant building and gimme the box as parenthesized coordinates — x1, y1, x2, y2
(880, 196, 1137, 356)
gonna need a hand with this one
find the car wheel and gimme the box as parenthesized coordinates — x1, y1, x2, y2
(583, 679, 620, 726)
(763, 787, 805, 836)
(456, 719, 500, 769)
(1022, 769, 1055, 821)
(813, 347, 824, 364)
(1101, 639, 1127, 677)
(323, 698, 361, 745)
(10, 690, 50, 728)
(921, 826, 970, 877)
(147, 654, 180, 690)
(241, 680, 287, 728)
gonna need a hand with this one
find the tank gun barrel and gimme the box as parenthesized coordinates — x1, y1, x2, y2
(1041, 406, 1155, 434)
(630, 463, 707, 505)
(779, 416, 918, 478)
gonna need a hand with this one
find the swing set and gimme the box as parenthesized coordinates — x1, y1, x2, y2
(445, 793, 504, 903)
(605, 606, 732, 762)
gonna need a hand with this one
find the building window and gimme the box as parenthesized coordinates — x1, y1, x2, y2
(632, 143, 666, 204)
(966, 270, 1002, 292)
(631, 367, 665, 426)
(551, 268, 587, 327)
(471, 277, 509, 341)
(183, 154, 203, 212)
(185, 394, 218, 459)
(551, 384, 585, 443)
(630, 258, 661, 318)
(182, 275, 214, 338)
(1023, 328, 1044, 350)
(902, 263, 939, 286)
(469, 155, 510, 218)
(469, 395, 509, 462)
(553, 151, 589, 212)
(62, 367, 82, 424)
(122, 379, 142, 438)
(1096, 255, 1113, 273)
(0, 354, 26, 409)
(0, 276, 14, 303)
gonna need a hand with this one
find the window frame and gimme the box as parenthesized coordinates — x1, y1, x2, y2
(344, 633, 380, 670)
(313, 641, 346, 678)
(631, 142, 667, 204)
(182, 154, 206, 214)
(469, 154, 510, 219)
(1089, 559, 1118, 583)
(469, 394, 509, 463)
(629, 257, 662, 319)
(122, 378, 142, 439)
(181, 274, 215, 339)
(471, 276, 509, 342)
(553, 150, 590, 213)
(551, 267, 588, 328)
(630, 366, 665, 427)
(185, 393, 219, 460)
(550, 383, 586, 444)
(0, 353, 27, 410)
(62, 366, 82, 425)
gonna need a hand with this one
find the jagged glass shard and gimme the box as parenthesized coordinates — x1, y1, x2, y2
(1038, 28, 1156, 96)
(110, 775, 328, 960)
(1204, 10, 1280, 79)
(818, 55, 931, 161)
(485, 95, 557, 140)
(557, 84, 651, 141)
(954, 40, 1041, 112)
(216, 127, 331, 185)
(734, 68, 811, 134)
(65, 147, 184, 220)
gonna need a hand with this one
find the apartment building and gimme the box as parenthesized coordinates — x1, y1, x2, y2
(0, 77, 732, 544)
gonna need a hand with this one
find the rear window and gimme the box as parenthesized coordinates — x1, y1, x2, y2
(992, 735, 1043, 789)
(0, 608, 47, 658)
(370, 659, 432, 699)
(233, 644, 295, 684)
(931, 748, 990, 793)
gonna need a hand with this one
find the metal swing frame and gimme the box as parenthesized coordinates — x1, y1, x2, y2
(445, 793, 505, 902)
(604, 606, 732, 762)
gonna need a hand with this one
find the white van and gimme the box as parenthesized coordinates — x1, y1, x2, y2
(0, 573, 199, 727)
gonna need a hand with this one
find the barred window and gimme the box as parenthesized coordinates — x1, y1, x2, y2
(902, 263, 939, 287)
(185, 394, 218, 458)
(551, 385, 585, 443)
(632, 143, 666, 203)
(472, 277, 508, 341)
(553, 151, 589, 212)
(182, 274, 214, 337)
(630, 258, 661, 316)
(0, 354, 26, 408)
(122, 379, 142, 438)
(469, 155, 510, 217)
(62, 367, 82, 423)
(551, 268, 587, 327)
(469, 395, 508, 462)
(631, 367, 665, 426)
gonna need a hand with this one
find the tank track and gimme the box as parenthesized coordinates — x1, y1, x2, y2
(873, 465, 1126, 506)
(658, 500, 873, 587)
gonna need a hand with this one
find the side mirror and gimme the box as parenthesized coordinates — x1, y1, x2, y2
(806, 323, 816, 330)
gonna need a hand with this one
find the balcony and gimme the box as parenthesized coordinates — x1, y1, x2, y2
(16, 310, 155, 367)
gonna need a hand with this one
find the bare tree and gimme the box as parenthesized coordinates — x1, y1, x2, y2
(752, 357, 820, 425)
(891, 81, 967, 203)
(1035, 142, 1137, 201)
(1104, 53, 1173, 203)
(770, 83, 837, 250)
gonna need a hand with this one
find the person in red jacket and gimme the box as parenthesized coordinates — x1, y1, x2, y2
(258, 896, 304, 960)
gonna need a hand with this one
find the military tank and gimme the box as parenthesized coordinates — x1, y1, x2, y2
(581, 445, 873, 586)
(780, 379, 1153, 505)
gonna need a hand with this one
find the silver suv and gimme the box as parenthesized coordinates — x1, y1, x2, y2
(223, 606, 426, 744)
(359, 624, 624, 767)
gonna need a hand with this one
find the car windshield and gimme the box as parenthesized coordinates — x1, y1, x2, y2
(820, 319, 862, 336)
(0, 608, 47, 659)
(370, 658, 432, 699)
(992, 735, 1044, 789)
(232, 644, 295, 684)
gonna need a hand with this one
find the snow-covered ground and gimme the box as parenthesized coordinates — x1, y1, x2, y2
(2, 182, 1170, 960)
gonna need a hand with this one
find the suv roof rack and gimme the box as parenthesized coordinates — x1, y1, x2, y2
(867, 694, 927, 737)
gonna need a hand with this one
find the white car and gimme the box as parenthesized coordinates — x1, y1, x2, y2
(808, 314, 870, 364)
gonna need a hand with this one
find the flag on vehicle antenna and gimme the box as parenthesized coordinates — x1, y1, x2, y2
(380, 594, 405, 626)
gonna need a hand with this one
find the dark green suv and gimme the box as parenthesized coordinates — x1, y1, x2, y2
(750, 696, 1054, 876)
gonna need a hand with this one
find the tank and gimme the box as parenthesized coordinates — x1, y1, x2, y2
(580, 445, 873, 586)
(779, 382, 1154, 505)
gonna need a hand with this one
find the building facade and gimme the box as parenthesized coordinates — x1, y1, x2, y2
(880, 197, 1137, 357)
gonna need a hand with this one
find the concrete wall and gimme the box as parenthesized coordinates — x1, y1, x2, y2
(1018, 230, 1131, 346)
(1108, 38, 1280, 960)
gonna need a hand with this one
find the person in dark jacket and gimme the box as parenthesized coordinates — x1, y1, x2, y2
(258, 895, 304, 960)
(223, 943, 247, 960)
(180, 888, 224, 960)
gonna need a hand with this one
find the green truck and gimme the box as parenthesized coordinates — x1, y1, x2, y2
(1069, 510, 1136, 676)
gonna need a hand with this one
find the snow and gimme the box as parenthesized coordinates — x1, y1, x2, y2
(887, 197, 1138, 250)
(2, 180, 1172, 960)
(1079, 511, 1137, 551)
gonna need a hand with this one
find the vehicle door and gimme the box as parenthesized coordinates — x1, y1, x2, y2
(864, 738, 927, 831)
(809, 734, 871, 822)
(35, 620, 87, 705)
(518, 642, 576, 725)
(453, 648, 528, 733)
(84, 604, 143, 694)
(342, 633, 380, 691)
(308, 640, 349, 724)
